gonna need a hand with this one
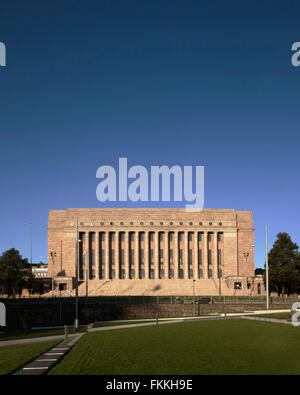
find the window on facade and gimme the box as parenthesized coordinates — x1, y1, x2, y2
(150, 221, 154, 225)
(198, 233, 202, 242)
(198, 269, 203, 278)
(130, 250, 134, 264)
(188, 233, 192, 241)
(100, 222, 104, 225)
(149, 233, 154, 241)
(110, 222, 114, 225)
(179, 233, 182, 241)
(169, 249, 173, 264)
(130, 233, 134, 241)
(91, 270, 96, 278)
(120, 233, 124, 241)
(92, 233, 95, 241)
(110, 233, 114, 241)
(217, 233, 222, 242)
(199, 222, 203, 225)
(140, 249, 144, 264)
(179, 249, 183, 265)
(121, 249, 124, 264)
(209, 222, 212, 225)
(208, 269, 213, 278)
(101, 233, 105, 241)
(101, 250, 105, 263)
(140, 269, 145, 278)
(150, 269, 155, 279)
(208, 233, 212, 242)
(159, 269, 164, 278)
(150, 249, 153, 263)
(258, 283, 261, 294)
(120, 221, 124, 225)
(218, 249, 221, 266)
(198, 249, 202, 265)
(218, 269, 222, 278)
(179, 222, 183, 225)
(188, 269, 193, 278)
(170, 222, 173, 225)
(120, 269, 125, 279)
(179, 269, 184, 279)
(188, 249, 192, 265)
(140, 233, 144, 241)
(159, 233, 163, 241)
(189, 222, 193, 226)
(247, 283, 251, 289)
(169, 233, 173, 241)
(234, 282, 242, 290)
(208, 249, 212, 265)
(130, 221, 134, 225)
(140, 222, 144, 225)
(130, 269, 135, 278)
(169, 269, 174, 278)
(219, 222, 222, 226)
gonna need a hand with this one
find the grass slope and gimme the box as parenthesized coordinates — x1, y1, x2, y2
(49, 319, 300, 375)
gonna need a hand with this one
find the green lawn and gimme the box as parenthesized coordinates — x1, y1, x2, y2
(0, 340, 59, 375)
(49, 319, 300, 375)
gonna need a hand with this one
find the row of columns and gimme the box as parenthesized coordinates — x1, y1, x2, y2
(78, 231, 223, 280)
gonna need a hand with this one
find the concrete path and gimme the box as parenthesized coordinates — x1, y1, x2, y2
(241, 316, 292, 325)
(0, 333, 77, 348)
(13, 333, 85, 375)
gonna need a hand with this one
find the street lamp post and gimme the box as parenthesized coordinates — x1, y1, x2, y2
(265, 224, 269, 310)
(75, 216, 79, 329)
(50, 251, 56, 297)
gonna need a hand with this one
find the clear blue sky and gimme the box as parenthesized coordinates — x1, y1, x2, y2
(0, 0, 299, 267)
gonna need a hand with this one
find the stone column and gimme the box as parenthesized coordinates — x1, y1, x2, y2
(154, 231, 159, 279)
(135, 231, 139, 279)
(105, 231, 109, 279)
(174, 231, 179, 279)
(85, 232, 90, 281)
(95, 232, 99, 279)
(202, 232, 208, 279)
(115, 231, 119, 280)
(193, 232, 198, 280)
(165, 231, 169, 278)
(144, 231, 149, 279)
(213, 232, 218, 278)
(124, 232, 129, 279)
(184, 231, 189, 279)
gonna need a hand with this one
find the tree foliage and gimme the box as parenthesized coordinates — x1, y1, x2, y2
(0, 248, 35, 297)
(266, 233, 300, 296)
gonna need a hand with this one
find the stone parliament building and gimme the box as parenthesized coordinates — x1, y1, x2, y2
(47, 208, 264, 296)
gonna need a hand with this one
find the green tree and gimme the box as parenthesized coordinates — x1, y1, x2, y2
(266, 233, 300, 296)
(0, 248, 35, 297)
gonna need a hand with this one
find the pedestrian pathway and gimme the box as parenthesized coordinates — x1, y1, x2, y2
(13, 333, 85, 375)
(0, 333, 77, 347)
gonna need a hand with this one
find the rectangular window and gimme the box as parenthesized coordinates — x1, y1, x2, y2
(130, 249, 134, 265)
(101, 233, 105, 241)
(159, 233, 164, 241)
(198, 233, 202, 242)
(218, 249, 221, 266)
(188, 269, 193, 278)
(121, 249, 124, 265)
(140, 249, 144, 265)
(208, 233, 211, 242)
(218, 269, 222, 278)
(120, 233, 124, 241)
(208, 269, 212, 278)
(198, 268, 203, 278)
(198, 249, 202, 265)
(101, 250, 105, 264)
(120, 269, 125, 279)
(150, 233, 154, 241)
(150, 269, 155, 279)
(188, 233, 192, 241)
(208, 249, 212, 265)
(217, 233, 222, 242)
(188, 249, 192, 265)
(140, 233, 144, 242)
(159, 249, 163, 264)
(179, 233, 182, 242)
(150, 249, 153, 264)
(179, 249, 183, 265)
(169, 249, 173, 264)
(92, 233, 95, 242)
(169, 233, 173, 242)
(179, 269, 184, 279)
(92, 250, 95, 265)
(169, 269, 174, 278)
(111, 250, 115, 265)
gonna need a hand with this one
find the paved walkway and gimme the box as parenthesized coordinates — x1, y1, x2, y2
(0, 333, 77, 348)
(13, 333, 85, 375)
